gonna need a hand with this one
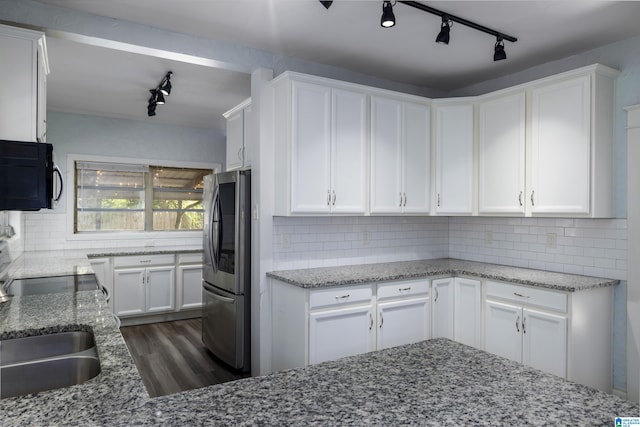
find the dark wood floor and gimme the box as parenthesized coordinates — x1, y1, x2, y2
(120, 318, 250, 397)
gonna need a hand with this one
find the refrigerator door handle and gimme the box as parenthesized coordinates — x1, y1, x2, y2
(203, 283, 235, 304)
(211, 185, 221, 272)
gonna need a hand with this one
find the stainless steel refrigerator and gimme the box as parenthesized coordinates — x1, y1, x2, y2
(202, 170, 251, 372)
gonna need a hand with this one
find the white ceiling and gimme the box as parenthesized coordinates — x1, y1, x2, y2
(36, 0, 640, 130)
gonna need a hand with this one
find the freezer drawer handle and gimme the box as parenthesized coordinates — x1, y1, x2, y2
(205, 289, 235, 304)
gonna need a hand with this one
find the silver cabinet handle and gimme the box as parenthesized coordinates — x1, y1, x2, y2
(437, 193, 441, 207)
(403, 192, 407, 207)
(140, 259, 152, 264)
(327, 190, 331, 206)
(237, 147, 243, 161)
(515, 315, 520, 332)
(398, 287, 411, 292)
(399, 192, 403, 207)
(335, 294, 350, 300)
(332, 190, 336, 206)
(513, 292, 530, 299)
(518, 191, 523, 207)
(369, 313, 373, 330)
(379, 312, 384, 328)
(522, 316, 527, 334)
(434, 287, 439, 302)
(530, 190, 535, 206)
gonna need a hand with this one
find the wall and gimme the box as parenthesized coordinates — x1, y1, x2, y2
(22, 110, 224, 251)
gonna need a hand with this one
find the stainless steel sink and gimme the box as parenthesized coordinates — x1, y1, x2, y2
(0, 331, 101, 398)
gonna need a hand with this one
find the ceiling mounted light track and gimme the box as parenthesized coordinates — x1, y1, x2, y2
(319, 0, 517, 61)
(380, 1, 396, 28)
(147, 71, 173, 117)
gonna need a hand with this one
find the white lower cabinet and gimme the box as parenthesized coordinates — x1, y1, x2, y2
(483, 280, 611, 392)
(113, 254, 176, 317)
(177, 253, 203, 310)
(271, 278, 430, 371)
(485, 300, 567, 378)
(431, 277, 481, 348)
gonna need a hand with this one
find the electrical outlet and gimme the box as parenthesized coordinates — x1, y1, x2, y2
(363, 231, 370, 246)
(546, 233, 557, 248)
(281, 233, 290, 249)
(485, 230, 493, 244)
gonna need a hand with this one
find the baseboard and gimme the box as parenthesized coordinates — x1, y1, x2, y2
(119, 309, 202, 327)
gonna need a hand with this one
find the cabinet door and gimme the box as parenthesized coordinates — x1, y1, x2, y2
(484, 300, 522, 363)
(530, 76, 591, 214)
(478, 92, 525, 214)
(242, 105, 252, 168)
(178, 264, 203, 310)
(226, 109, 244, 171)
(90, 258, 112, 309)
(522, 308, 567, 378)
(145, 266, 176, 313)
(454, 278, 481, 348)
(431, 278, 454, 339)
(403, 102, 431, 213)
(113, 268, 145, 317)
(435, 104, 474, 214)
(377, 296, 430, 350)
(370, 96, 403, 213)
(331, 88, 367, 213)
(309, 304, 374, 365)
(291, 81, 331, 213)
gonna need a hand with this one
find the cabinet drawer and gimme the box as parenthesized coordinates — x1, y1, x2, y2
(178, 252, 203, 264)
(113, 254, 175, 268)
(377, 279, 429, 301)
(486, 281, 567, 313)
(309, 284, 372, 310)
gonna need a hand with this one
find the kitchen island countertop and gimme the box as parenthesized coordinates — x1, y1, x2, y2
(267, 258, 619, 292)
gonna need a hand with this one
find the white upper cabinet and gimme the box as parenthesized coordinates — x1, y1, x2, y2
(0, 24, 49, 142)
(434, 102, 474, 214)
(530, 76, 591, 214)
(224, 99, 251, 171)
(370, 97, 431, 214)
(478, 92, 526, 215)
(273, 75, 367, 215)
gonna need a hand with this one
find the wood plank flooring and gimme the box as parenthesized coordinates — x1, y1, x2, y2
(120, 318, 250, 397)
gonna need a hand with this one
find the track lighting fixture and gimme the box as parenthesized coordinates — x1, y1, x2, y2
(320, 1, 517, 61)
(146, 71, 173, 117)
(381, 1, 396, 28)
(493, 35, 506, 61)
(435, 15, 451, 44)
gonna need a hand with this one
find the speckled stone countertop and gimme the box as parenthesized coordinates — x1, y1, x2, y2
(267, 258, 619, 292)
(4, 246, 202, 280)
(31, 339, 640, 426)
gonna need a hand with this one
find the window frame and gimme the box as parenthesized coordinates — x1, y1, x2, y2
(67, 154, 220, 242)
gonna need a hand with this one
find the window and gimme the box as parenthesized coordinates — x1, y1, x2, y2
(0, 211, 9, 239)
(75, 161, 210, 233)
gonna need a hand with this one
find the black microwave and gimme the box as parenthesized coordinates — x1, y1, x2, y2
(0, 140, 63, 211)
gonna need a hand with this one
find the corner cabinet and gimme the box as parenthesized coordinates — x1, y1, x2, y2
(273, 74, 367, 215)
(0, 24, 49, 142)
(224, 98, 252, 171)
(431, 277, 481, 348)
(434, 101, 474, 215)
(370, 96, 431, 214)
(113, 254, 176, 317)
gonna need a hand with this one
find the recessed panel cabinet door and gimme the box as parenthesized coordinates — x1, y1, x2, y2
(226, 109, 244, 171)
(291, 81, 331, 213)
(146, 266, 176, 313)
(478, 92, 526, 214)
(331, 88, 367, 213)
(453, 278, 481, 348)
(484, 300, 522, 363)
(377, 297, 430, 350)
(309, 305, 374, 365)
(530, 76, 591, 214)
(403, 102, 431, 213)
(522, 308, 567, 378)
(431, 278, 454, 339)
(370, 97, 403, 213)
(113, 268, 146, 317)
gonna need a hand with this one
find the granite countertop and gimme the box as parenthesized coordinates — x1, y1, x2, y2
(4, 246, 202, 280)
(267, 258, 619, 292)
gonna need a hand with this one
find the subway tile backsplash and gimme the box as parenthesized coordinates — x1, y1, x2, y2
(272, 216, 628, 280)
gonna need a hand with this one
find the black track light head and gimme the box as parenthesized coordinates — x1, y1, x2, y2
(319, 0, 333, 9)
(494, 35, 507, 61)
(381, 1, 396, 28)
(155, 90, 166, 105)
(147, 102, 156, 117)
(435, 15, 451, 44)
(160, 71, 172, 96)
